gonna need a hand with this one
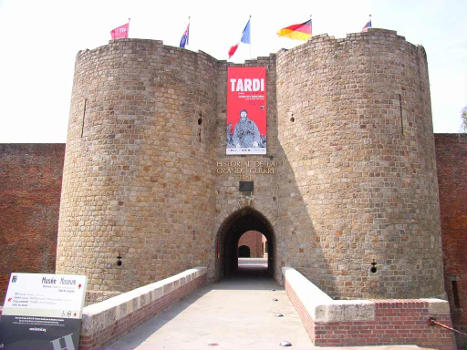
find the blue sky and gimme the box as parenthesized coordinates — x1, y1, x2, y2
(0, 0, 465, 142)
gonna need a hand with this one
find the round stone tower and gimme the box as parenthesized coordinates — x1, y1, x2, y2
(56, 39, 217, 296)
(275, 29, 445, 299)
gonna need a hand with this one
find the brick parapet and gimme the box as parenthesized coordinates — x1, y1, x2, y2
(283, 267, 456, 349)
(79, 267, 207, 350)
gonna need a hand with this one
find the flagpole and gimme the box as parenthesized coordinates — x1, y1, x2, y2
(310, 14, 312, 37)
(249, 15, 252, 60)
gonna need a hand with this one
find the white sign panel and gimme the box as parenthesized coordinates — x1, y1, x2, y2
(1, 273, 87, 349)
(2, 273, 87, 319)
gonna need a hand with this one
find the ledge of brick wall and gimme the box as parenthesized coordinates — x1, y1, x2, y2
(79, 267, 207, 350)
(282, 267, 456, 350)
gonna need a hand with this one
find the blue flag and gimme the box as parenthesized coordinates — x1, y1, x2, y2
(241, 19, 250, 44)
(180, 23, 190, 48)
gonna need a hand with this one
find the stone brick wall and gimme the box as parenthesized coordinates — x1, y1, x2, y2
(56, 29, 446, 301)
(0, 144, 65, 302)
(211, 56, 280, 281)
(435, 133, 467, 348)
(276, 29, 444, 299)
(56, 40, 218, 296)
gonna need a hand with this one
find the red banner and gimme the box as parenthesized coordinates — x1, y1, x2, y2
(110, 23, 129, 40)
(226, 67, 267, 155)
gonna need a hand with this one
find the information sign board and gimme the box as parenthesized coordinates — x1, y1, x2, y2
(0, 273, 87, 350)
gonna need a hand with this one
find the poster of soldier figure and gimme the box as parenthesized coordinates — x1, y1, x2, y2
(226, 66, 267, 155)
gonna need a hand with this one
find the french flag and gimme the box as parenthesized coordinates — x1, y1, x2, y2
(228, 18, 251, 59)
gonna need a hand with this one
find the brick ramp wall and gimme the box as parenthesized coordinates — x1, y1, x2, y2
(283, 267, 456, 350)
(79, 267, 207, 350)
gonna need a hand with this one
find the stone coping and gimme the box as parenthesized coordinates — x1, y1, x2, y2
(81, 267, 206, 336)
(282, 266, 450, 322)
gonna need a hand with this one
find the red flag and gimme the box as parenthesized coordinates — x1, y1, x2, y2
(228, 44, 239, 58)
(110, 23, 129, 40)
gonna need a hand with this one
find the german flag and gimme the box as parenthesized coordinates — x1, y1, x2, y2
(277, 19, 312, 41)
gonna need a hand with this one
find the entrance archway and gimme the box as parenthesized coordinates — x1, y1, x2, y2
(215, 207, 275, 280)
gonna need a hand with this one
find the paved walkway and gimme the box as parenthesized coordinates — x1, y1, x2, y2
(105, 259, 436, 350)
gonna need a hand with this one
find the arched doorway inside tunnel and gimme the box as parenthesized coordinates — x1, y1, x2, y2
(238, 245, 251, 257)
(215, 207, 275, 280)
(238, 231, 267, 258)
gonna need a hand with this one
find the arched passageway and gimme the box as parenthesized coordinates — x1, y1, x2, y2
(215, 207, 275, 280)
(238, 231, 266, 258)
(238, 245, 251, 257)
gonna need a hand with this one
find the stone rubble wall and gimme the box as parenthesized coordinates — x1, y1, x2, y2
(276, 29, 444, 299)
(56, 29, 446, 300)
(56, 39, 217, 294)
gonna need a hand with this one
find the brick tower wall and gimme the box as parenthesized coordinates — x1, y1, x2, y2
(275, 30, 445, 299)
(56, 39, 218, 294)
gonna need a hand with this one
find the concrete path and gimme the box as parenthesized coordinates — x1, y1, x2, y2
(104, 259, 437, 350)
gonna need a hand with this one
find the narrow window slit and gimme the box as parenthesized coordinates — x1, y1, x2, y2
(81, 98, 87, 138)
(398, 94, 404, 135)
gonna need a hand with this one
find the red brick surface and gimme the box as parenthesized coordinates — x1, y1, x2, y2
(0, 144, 65, 302)
(284, 279, 316, 342)
(285, 279, 456, 349)
(78, 274, 206, 350)
(435, 134, 467, 349)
